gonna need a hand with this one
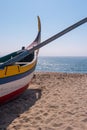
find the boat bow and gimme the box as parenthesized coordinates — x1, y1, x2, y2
(0, 16, 41, 69)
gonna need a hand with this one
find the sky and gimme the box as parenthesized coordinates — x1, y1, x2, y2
(0, 0, 87, 56)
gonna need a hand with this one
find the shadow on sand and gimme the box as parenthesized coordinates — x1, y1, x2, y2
(0, 88, 42, 129)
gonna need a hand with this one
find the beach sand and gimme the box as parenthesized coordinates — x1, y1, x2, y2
(0, 72, 87, 130)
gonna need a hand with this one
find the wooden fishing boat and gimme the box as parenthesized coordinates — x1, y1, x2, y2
(0, 17, 87, 104)
(0, 16, 41, 104)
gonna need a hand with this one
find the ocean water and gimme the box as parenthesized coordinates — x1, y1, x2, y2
(36, 56, 87, 73)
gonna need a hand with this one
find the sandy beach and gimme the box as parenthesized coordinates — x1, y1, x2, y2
(0, 72, 87, 130)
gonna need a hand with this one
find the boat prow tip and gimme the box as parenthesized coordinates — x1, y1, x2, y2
(37, 16, 41, 32)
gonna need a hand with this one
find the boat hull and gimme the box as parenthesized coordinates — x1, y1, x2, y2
(0, 83, 29, 104)
(0, 72, 34, 104)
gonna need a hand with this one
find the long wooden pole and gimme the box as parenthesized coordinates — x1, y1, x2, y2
(31, 17, 87, 50)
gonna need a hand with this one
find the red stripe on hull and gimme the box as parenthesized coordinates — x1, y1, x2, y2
(0, 83, 29, 104)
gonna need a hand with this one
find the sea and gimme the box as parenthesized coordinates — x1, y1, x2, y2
(36, 56, 87, 73)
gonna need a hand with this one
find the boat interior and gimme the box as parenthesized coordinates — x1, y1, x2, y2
(0, 51, 34, 66)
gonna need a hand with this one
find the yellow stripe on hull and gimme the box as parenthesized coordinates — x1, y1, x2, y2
(0, 60, 36, 78)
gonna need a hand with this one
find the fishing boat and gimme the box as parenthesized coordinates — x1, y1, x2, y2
(0, 16, 41, 104)
(0, 16, 87, 104)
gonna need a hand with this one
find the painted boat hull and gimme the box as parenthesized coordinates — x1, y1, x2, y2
(0, 83, 29, 104)
(0, 71, 34, 104)
(0, 62, 36, 104)
(0, 50, 38, 104)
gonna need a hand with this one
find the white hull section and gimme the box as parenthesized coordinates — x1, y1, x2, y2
(0, 72, 34, 97)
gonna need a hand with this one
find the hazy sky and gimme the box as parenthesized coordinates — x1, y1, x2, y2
(0, 0, 87, 56)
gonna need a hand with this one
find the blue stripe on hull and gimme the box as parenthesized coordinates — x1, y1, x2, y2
(0, 65, 36, 85)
